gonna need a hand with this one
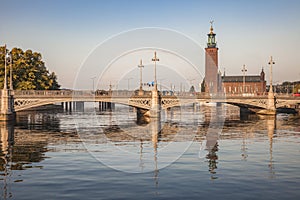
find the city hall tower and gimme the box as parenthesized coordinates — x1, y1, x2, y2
(205, 21, 219, 94)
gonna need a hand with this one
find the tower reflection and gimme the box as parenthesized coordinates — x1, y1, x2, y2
(204, 105, 225, 180)
(206, 142, 218, 179)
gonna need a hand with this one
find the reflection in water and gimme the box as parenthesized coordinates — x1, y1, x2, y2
(241, 134, 248, 160)
(0, 111, 81, 169)
(265, 115, 276, 179)
(150, 117, 161, 188)
(16, 111, 61, 131)
(0, 105, 299, 199)
(139, 139, 144, 172)
(206, 142, 218, 180)
(0, 123, 14, 199)
(204, 105, 225, 179)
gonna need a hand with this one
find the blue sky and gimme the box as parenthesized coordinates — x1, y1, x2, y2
(1, 0, 300, 89)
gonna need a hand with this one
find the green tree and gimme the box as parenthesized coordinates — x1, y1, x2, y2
(0, 46, 60, 90)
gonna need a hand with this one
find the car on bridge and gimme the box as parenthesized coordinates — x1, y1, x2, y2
(96, 90, 109, 95)
(293, 93, 300, 97)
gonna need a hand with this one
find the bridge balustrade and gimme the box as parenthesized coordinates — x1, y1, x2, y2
(10, 90, 300, 100)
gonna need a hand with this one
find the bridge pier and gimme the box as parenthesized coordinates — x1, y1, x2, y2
(0, 89, 15, 121)
(69, 102, 72, 112)
(240, 107, 254, 116)
(99, 101, 104, 110)
(257, 92, 276, 115)
(137, 108, 150, 123)
(99, 101, 114, 111)
(64, 102, 69, 111)
(75, 102, 84, 112)
(150, 89, 161, 118)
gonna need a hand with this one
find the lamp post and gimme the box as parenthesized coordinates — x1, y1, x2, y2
(3, 44, 7, 90)
(241, 64, 247, 94)
(138, 59, 144, 92)
(268, 56, 275, 94)
(151, 51, 159, 91)
(9, 53, 13, 90)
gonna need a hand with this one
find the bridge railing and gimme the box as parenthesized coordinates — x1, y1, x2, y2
(13, 90, 138, 98)
(11, 90, 299, 99)
(14, 90, 75, 97)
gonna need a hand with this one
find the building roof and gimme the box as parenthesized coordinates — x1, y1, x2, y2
(222, 75, 262, 83)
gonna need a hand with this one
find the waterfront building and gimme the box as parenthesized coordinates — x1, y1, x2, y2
(204, 22, 266, 95)
(222, 69, 266, 95)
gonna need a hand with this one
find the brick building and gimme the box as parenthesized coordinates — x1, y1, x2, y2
(204, 22, 266, 95)
(222, 69, 266, 95)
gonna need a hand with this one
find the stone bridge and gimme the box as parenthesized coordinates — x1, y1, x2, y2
(12, 90, 300, 113)
(13, 90, 182, 111)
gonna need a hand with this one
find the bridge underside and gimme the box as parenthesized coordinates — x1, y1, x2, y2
(223, 102, 265, 113)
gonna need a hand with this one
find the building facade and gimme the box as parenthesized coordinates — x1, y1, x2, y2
(222, 69, 266, 95)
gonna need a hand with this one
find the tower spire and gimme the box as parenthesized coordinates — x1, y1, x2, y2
(209, 20, 214, 34)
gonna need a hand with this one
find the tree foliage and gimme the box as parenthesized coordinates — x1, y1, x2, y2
(0, 46, 60, 90)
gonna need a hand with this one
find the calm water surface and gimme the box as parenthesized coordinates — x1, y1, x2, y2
(0, 104, 300, 200)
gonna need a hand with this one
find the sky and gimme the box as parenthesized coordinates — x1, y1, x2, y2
(0, 0, 300, 90)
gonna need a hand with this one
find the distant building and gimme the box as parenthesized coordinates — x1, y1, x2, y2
(204, 22, 266, 95)
(222, 69, 266, 95)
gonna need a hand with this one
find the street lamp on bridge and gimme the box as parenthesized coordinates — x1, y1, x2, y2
(138, 59, 144, 93)
(268, 56, 275, 94)
(241, 64, 247, 93)
(1, 45, 14, 91)
(3, 44, 8, 90)
(152, 51, 159, 91)
(8, 53, 13, 90)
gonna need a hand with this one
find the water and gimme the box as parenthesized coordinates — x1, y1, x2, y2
(1, 104, 300, 200)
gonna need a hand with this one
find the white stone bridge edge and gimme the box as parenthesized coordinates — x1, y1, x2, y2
(13, 96, 300, 112)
